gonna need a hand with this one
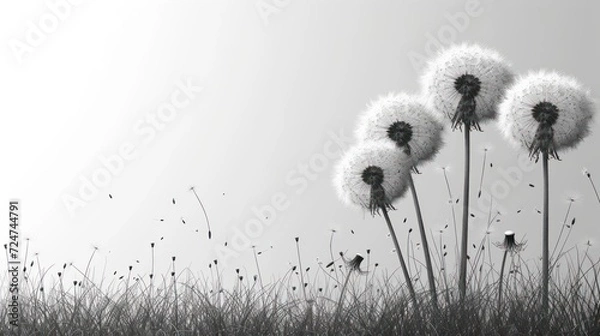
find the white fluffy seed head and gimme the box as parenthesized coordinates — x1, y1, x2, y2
(333, 141, 411, 212)
(498, 71, 595, 154)
(355, 92, 444, 166)
(420, 43, 514, 127)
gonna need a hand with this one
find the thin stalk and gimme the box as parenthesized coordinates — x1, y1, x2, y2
(542, 151, 550, 313)
(459, 127, 471, 300)
(329, 231, 339, 283)
(381, 207, 417, 304)
(333, 270, 353, 323)
(442, 168, 460, 267)
(190, 187, 212, 239)
(252, 246, 264, 290)
(295, 238, 308, 302)
(498, 250, 508, 312)
(408, 173, 438, 309)
(551, 199, 574, 263)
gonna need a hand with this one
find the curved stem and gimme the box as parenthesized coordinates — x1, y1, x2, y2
(459, 127, 471, 300)
(542, 151, 550, 313)
(382, 207, 417, 304)
(408, 173, 438, 310)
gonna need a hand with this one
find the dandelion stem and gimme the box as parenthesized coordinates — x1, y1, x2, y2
(381, 206, 417, 304)
(498, 249, 508, 312)
(408, 173, 438, 309)
(459, 127, 471, 300)
(333, 269, 353, 324)
(542, 151, 550, 313)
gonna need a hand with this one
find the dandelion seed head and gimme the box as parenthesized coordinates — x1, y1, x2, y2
(498, 71, 595, 160)
(343, 253, 367, 273)
(495, 230, 526, 253)
(421, 43, 514, 131)
(334, 141, 411, 215)
(356, 92, 444, 165)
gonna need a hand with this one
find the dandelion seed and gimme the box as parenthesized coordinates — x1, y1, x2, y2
(582, 168, 600, 204)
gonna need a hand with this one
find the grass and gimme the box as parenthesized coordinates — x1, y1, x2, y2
(2, 240, 599, 335)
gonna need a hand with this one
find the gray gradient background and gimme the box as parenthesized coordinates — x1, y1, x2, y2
(1, 0, 599, 287)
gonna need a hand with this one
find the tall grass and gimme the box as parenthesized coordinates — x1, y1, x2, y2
(2, 239, 599, 335)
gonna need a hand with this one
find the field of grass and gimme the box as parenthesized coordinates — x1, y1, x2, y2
(2, 241, 599, 335)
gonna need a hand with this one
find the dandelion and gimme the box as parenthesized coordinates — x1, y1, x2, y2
(333, 253, 367, 323)
(495, 230, 525, 311)
(421, 44, 514, 131)
(334, 142, 411, 215)
(356, 92, 443, 166)
(498, 71, 594, 161)
(355, 93, 444, 307)
(333, 141, 417, 303)
(421, 43, 514, 300)
(498, 70, 595, 312)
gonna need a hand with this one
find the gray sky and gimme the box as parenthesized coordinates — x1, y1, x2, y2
(1, 0, 599, 287)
